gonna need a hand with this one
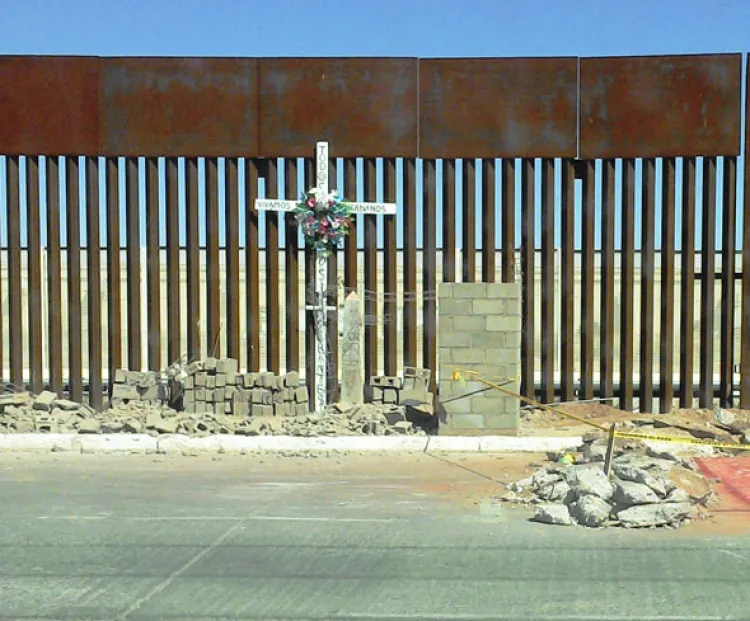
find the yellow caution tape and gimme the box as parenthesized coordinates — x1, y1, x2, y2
(613, 430, 750, 451)
(449, 367, 750, 451)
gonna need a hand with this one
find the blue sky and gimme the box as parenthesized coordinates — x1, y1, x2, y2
(0, 0, 749, 251)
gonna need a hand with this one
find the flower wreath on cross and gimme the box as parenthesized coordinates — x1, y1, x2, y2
(294, 187, 353, 257)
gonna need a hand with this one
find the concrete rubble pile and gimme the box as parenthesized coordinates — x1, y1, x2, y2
(503, 438, 715, 529)
(0, 357, 428, 438)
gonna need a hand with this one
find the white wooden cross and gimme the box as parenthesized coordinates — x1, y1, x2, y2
(255, 141, 396, 412)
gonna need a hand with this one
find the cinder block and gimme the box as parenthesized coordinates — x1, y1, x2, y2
(505, 298, 522, 315)
(438, 315, 453, 331)
(214, 388, 226, 402)
(451, 349, 484, 364)
(272, 391, 284, 404)
(486, 315, 521, 332)
(216, 358, 238, 374)
(283, 371, 300, 387)
(127, 371, 143, 383)
(475, 332, 506, 348)
(370, 376, 401, 389)
(439, 299, 473, 315)
(184, 403, 196, 414)
(471, 398, 507, 415)
(295, 403, 309, 416)
(195, 388, 206, 402)
(215, 374, 227, 388)
(382, 388, 399, 404)
(484, 348, 521, 364)
(294, 386, 309, 403)
(250, 389, 272, 405)
(226, 370, 237, 385)
(450, 283, 487, 298)
(214, 403, 225, 415)
(204, 357, 217, 371)
(371, 386, 384, 402)
(257, 404, 274, 417)
(438, 332, 472, 348)
(485, 282, 521, 299)
(233, 401, 249, 417)
(114, 369, 128, 383)
(473, 298, 505, 315)
(505, 332, 522, 348)
(185, 361, 201, 376)
(446, 413, 485, 429)
(439, 283, 456, 298)
(194, 373, 207, 387)
(111, 384, 140, 400)
(282, 388, 294, 402)
(184, 376, 195, 390)
(206, 375, 216, 389)
(274, 403, 291, 417)
(243, 374, 256, 388)
(258, 372, 275, 388)
(139, 384, 166, 401)
(183, 389, 195, 404)
(205, 389, 215, 403)
(484, 412, 519, 432)
(452, 316, 486, 331)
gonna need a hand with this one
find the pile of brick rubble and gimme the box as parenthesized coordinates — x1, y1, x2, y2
(502, 437, 715, 529)
(0, 357, 434, 438)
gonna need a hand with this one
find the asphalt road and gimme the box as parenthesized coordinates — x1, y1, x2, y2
(1, 451, 749, 621)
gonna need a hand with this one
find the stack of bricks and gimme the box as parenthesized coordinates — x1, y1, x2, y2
(437, 282, 522, 435)
(110, 370, 169, 406)
(369, 367, 435, 413)
(180, 358, 310, 417)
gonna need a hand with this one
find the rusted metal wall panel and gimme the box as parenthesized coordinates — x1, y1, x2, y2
(100, 57, 258, 157)
(419, 58, 578, 159)
(0, 56, 99, 155)
(259, 58, 418, 157)
(580, 54, 742, 158)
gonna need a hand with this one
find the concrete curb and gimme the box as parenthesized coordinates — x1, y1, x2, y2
(0, 434, 584, 454)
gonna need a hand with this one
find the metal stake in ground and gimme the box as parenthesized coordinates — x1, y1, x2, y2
(255, 142, 396, 413)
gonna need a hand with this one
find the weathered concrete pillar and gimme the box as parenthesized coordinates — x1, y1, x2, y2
(340, 292, 363, 404)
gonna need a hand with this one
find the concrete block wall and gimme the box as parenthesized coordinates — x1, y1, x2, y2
(438, 282, 522, 435)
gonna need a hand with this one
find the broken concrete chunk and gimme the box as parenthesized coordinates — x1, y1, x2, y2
(613, 463, 673, 498)
(612, 481, 661, 509)
(536, 480, 573, 503)
(616, 502, 692, 528)
(391, 421, 413, 434)
(0, 392, 31, 407)
(77, 419, 102, 434)
(53, 399, 81, 412)
(562, 465, 614, 501)
(33, 391, 58, 411)
(569, 495, 612, 527)
(533, 503, 576, 526)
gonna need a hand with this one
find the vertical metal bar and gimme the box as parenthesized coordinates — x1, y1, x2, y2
(501, 159, 516, 284)
(86, 157, 102, 409)
(284, 158, 300, 372)
(540, 159, 555, 403)
(205, 158, 221, 358)
(699, 157, 717, 409)
(403, 158, 418, 367)
(245, 159, 261, 371)
(105, 158, 121, 397)
(146, 157, 160, 370)
(659, 158, 676, 413)
(601, 160, 616, 403)
(521, 158, 535, 400)
(679, 158, 697, 408)
(742, 56, 750, 409)
(327, 158, 340, 400)
(266, 159, 281, 373)
(560, 159, 575, 402)
(423, 159, 438, 392)
(26, 156, 43, 395)
(47, 157, 64, 394)
(165, 157, 181, 364)
(66, 157, 83, 401)
(640, 158, 656, 413)
(620, 159, 636, 411)
(7, 156, 22, 387)
(304, 158, 316, 406)
(462, 159, 476, 282)
(481, 158, 496, 283)
(125, 157, 141, 371)
(383, 158, 398, 375)
(581, 160, 596, 402)
(343, 158, 358, 290)
(226, 158, 241, 363)
(185, 158, 201, 360)
(363, 158, 378, 384)
(720, 157, 737, 407)
(442, 159, 456, 283)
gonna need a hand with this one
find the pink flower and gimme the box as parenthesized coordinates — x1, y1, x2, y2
(307, 198, 316, 208)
